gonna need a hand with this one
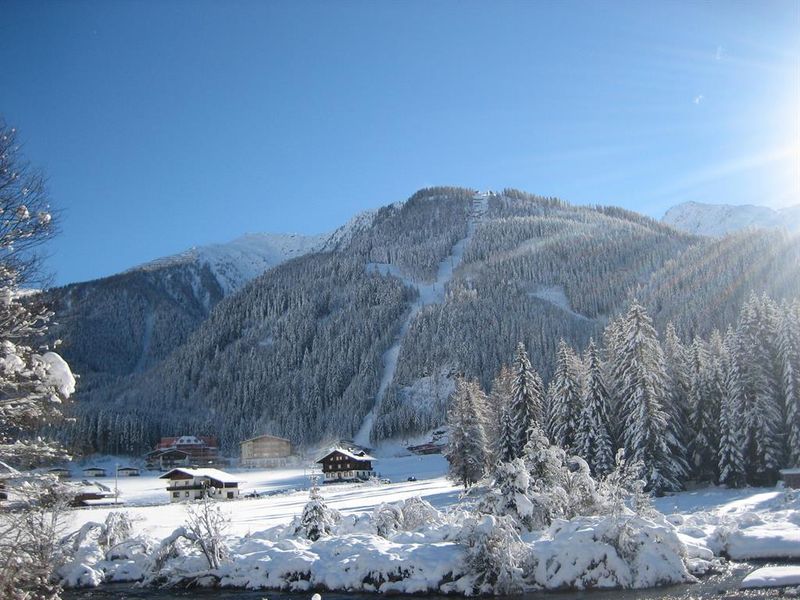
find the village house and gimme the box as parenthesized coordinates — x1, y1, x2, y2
(145, 435, 221, 470)
(117, 466, 140, 477)
(82, 467, 107, 478)
(780, 468, 800, 490)
(160, 467, 241, 502)
(240, 434, 293, 468)
(317, 447, 375, 482)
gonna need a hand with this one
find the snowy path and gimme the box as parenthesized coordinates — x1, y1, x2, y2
(354, 194, 488, 447)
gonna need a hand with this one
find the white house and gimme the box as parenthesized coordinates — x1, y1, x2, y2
(159, 467, 241, 502)
(117, 466, 140, 477)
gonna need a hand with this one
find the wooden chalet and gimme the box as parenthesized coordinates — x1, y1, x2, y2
(780, 468, 800, 490)
(117, 466, 140, 477)
(160, 467, 241, 502)
(316, 447, 375, 482)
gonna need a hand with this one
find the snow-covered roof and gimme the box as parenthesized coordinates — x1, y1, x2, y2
(118, 466, 139, 471)
(780, 468, 800, 475)
(316, 447, 376, 463)
(159, 467, 240, 484)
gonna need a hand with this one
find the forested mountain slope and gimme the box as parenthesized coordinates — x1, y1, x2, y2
(58, 188, 800, 455)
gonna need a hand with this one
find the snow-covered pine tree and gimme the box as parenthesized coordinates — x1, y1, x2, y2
(575, 339, 615, 476)
(662, 323, 692, 479)
(295, 476, 340, 541)
(545, 339, 583, 451)
(734, 293, 785, 484)
(777, 300, 800, 467)
(489, 367, 514, 464)
(509, 343, 544, 457)
(687, 337, 720, 482)
(445, 378, 490, 488)
(611, 301, 682, 494)
(718, 329, 746, 487)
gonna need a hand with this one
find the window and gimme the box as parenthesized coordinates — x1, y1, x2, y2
(227, 492, 234, 499)
(173, 492, 179, 498)
(185, 491, 189, 497)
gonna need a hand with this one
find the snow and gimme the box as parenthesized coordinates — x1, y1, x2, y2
(741, 566, 800, 588)
(528, 285, 592, 321)
(662, 201, 800, 237)
(654, 486, 800, 561)
(54, 455, 800, 595)
(40, 351, 76, 397)
(355, 194, 488, 446)
(131, 232, 329, 294)
(65, 455, 459, 539)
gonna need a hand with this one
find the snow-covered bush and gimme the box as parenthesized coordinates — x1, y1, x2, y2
(478, 458, 542, 531)
(185, 493, 231, 570)
(373, 502, 404, 538)
(458, 514, 528, 595)
(531, 514, 692, 590)
(599, 449, 653, 517)
(400, 496, 442, 531)
(0, 476, 74, 599)
(294, 484, 340, 541)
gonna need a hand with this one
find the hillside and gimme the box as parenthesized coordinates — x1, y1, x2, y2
(56, 188, 800, 455)
(662, 201, 800, 236)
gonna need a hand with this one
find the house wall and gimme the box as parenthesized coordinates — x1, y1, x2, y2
(241, 436, 292, 466)
(783, 472, 800, 489)
(165, 475, 240, 502)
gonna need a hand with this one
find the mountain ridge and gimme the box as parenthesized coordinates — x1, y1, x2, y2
(662, 200, 800, 236)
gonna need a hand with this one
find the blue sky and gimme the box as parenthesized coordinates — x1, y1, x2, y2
(2, 1, 798, 285)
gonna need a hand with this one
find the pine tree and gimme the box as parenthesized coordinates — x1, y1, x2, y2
(296, 476, 340, 541)
(777, 301, 800, 467)
(575, 339, 615, 476)
(611, 301, 681, 494)
(687, 337, 719, 482)
(718, 330, 746, 487)
(489, 367, 515, 464)
(546, 339, 583, 451)
(445, 378, 490, 488)
(662, 323, 692, 479)
(509, 343, 544, 457)
(735, 294, 785, 484)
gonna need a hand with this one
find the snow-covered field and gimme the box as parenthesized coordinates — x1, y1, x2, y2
(66, 455, 459, 538)
(58, 453, 800, 595)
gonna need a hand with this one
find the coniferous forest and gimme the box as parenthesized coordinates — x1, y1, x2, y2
(44, 188, 800, 472)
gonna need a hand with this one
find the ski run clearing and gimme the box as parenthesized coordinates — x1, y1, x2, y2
(58, 453, 800, 594)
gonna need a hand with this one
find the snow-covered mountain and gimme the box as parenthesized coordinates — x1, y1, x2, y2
(57, 187, 800, 455)
(662, 201, 800, 236)
(133, 232, 329, 295)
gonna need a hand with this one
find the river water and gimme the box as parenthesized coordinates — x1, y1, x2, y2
(62, 561, 788, 600)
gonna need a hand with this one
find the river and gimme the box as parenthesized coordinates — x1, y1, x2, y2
(62, 561, 787, 600)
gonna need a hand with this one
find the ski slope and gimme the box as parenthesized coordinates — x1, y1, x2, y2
(354, 194, 489, 446)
